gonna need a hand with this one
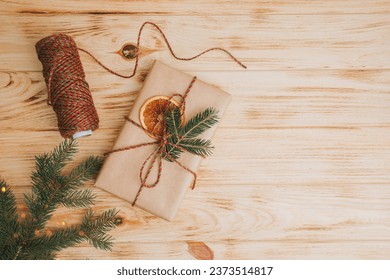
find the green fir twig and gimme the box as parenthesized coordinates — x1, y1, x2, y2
(0, 140, 119, 260)
(162, 106, 219, 161)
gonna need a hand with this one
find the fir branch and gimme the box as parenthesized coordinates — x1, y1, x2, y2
(162, 107, 185, 161)
(81, 208, 119, 251)
(165, 106, 182, 139)
(179, 138, 214, 157)
(23, 152, 103, 235)
(18, 208, 118, 259)
(67, 156, 103, 189)
(163, 107, 219, 161)
(31, 139, 77, 192)
(61, 189, 95, 208)
(23, 226, 82, 260)
(162, 137, 184, 162)
(25, 140, 80, 233)
(179, 107, 219, 139)
(22, 174, 67, 236)
(0, 179, 20, 260)
(0, 140, 119, 260)
(48, 139, 78, 171)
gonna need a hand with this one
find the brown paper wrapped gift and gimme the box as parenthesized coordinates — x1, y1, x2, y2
(95, 60, 231, 221)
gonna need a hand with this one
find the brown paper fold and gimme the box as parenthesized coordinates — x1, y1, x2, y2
(95, 61, 231, 221)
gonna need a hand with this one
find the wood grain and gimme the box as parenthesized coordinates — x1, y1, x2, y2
(0, 14, 389, 71)
(0, 0, 389, 259)
(1, 0, 389, 15)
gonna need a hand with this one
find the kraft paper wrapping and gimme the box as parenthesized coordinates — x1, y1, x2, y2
(95, 61, 231, 221)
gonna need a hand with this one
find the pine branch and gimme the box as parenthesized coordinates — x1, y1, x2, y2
(61, 189, 95, 208)
(165, 106, 182, 139)
(163, 107, 219, 161)
(162, 137, 184, 162)
(25, 140, 80, 233)
(31, 139, 77, 192)
(179, 138, 214, 157)
(22, 226, 82, 260)
(49, 139, 78, 172)
(67, 156, 103, 189)
(23, 151, 103, 236)
(81, 208, 119, 251)
(17, 208, 119, 259)
(0, 179, 20, 260)
(0, 140, 119, 259)
(179, 107, 219, 139)
(23, 175, 68, 233)
(162, 107, 184, 161)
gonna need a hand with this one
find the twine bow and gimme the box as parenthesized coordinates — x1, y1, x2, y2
(104, 77, 198, 206)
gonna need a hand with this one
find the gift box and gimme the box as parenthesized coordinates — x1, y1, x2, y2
(95, 60, 231, 221)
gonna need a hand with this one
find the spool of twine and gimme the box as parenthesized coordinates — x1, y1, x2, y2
(36, 34, 99, 139)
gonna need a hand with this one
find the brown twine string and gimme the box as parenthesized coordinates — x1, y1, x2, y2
(78, 21, 247, 79)
(37, 21, 246, 205)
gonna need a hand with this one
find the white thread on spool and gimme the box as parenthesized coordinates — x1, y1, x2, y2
(72, 130, 92, 140)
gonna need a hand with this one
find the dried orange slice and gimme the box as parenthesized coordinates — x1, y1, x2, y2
(139, 95, 183, 139)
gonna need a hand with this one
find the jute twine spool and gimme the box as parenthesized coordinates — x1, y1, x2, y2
(36, 34, 99, 139)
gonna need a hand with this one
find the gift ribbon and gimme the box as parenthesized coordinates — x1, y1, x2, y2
(104, 77, 199, 206)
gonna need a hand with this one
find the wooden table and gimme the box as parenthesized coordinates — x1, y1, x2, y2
(1, 0, 389, 259)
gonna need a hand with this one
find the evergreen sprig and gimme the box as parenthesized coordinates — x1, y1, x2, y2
(0, 140, 119, 260)
(162, 107, 219, 161)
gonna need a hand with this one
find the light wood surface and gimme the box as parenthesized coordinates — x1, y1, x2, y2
(1, 1, 390, 259)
